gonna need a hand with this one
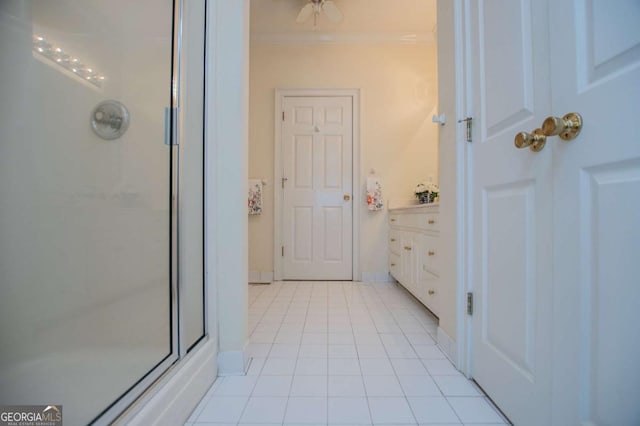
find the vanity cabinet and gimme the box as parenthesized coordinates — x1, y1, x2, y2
(388, 204, 440, 316)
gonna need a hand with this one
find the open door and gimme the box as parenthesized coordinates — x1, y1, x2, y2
(468, 0, 640, 424)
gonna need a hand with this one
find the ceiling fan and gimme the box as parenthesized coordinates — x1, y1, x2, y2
(296, 0, 343, 24)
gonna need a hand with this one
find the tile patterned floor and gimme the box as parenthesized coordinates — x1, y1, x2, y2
(186, 281, 509, 425)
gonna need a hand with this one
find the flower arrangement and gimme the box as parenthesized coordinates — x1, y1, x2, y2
(414, 181, 439, 204)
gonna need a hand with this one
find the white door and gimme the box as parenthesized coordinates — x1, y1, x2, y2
(469, 1, 553, 424)
(281, 96, 353, 280)
(469, 0, 640, 424)
(549, 1, 640, 424)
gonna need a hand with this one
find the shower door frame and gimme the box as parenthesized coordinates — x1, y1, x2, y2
(91, 0, 206, 423)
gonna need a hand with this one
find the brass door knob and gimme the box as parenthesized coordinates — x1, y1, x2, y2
(390, 238, 396, 242)
(404, 246, 412, 251)
(343, 194, 351, 201)
(391, 263, 396, 267)
(428, 251, 435, 256)
(541, 112, 582, 140)
(428, 219, 435, 224)
(428, 290, 435, 295)
(514, 128, 547, 152)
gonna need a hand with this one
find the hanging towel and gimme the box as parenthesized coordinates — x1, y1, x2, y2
(248, 179, 263, 215)
(366, 176, 384, 211)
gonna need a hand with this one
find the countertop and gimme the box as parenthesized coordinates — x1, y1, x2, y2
(388, 200, 439, 211)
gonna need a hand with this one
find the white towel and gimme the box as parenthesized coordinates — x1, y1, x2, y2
(248, 179, 263, 215)
(366, 176, 384, 211)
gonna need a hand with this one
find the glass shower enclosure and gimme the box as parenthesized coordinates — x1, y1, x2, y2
(0, 1, 205, 424)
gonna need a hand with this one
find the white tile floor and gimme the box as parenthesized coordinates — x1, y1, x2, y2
(186, 281, 509, 425)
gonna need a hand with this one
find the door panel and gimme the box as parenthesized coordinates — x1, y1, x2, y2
(293, 207, 313, 262)
(482, 182, 536, 378)
(577, 164, 640, 424)
(294, 135, 314, 188)
(480, 0, 536, 136)
(0, 1, 176, 423)
(322, 207, 343, 261)
(282, 96, 353, 280)
(324, 135, 344, 188)
(470, 1, 552, 424)
(577, 0, 640, 87)
(550, 1, 640, 424)
(471, 0, 640, 423)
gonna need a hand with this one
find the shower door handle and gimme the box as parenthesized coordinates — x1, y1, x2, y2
(164, 107, 179, 146)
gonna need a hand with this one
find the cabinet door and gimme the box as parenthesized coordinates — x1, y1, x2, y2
(410, 232, 422, 296)
(416, 233, 439, 316)
(422, 234, 439, 276)
(389, 228, 401, 255)
(399, 231, 415, 294)
(389, 252, 401, 281)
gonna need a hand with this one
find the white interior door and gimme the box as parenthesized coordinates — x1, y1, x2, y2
(469, 0, 640, 424)
(468, 1, 553, 424)
(549, 1, 640, 424)
(281, 96, 353, 280)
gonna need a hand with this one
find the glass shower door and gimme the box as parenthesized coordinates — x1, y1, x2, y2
(0, 1, 178, 423)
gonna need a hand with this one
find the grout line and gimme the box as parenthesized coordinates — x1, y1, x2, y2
(240, 281, 290, 423)
(369, 283, 420, 425)
(347, 282, 375, 425)
(370, 283, 468, 425)
(234, 282, 503, 426)
(280, 281, 306, 424)
(326, 281, 331, 424)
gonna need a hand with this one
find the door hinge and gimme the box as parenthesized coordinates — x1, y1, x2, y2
(458, 117, 473, 143)
(281, 246, 284, 257)
(466, 292, 473, 316)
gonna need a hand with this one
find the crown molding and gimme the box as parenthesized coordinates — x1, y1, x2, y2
(250, 31, 435, 46)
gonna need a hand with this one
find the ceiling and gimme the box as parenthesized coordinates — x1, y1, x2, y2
(250, 0, 437, 40)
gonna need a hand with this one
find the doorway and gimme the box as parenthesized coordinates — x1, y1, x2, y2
(274, 90, 360, 281)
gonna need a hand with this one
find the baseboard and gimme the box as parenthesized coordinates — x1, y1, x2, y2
(360, 272, 395, 283)
(119, 339, 218, 426)
(217, 348, 248, 376)
(437, 326, 458, 366)
(248, 270, 273, 284)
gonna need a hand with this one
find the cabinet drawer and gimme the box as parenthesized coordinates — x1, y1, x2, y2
(395, 213, 439, 233)
(401, 214, 422, 229)
(389, 252, 400, 281)
(423, 213, 439, 232)
(414, 213, 439, 232)
(389, 229, 400, 254)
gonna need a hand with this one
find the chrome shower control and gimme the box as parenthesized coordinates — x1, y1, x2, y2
(91, 100, 130, 140)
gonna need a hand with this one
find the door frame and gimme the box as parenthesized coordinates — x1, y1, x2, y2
(273, 88, 361, 281)
(447, 0, 473, 377)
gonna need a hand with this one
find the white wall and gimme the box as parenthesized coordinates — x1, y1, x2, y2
(210, 0, 250, 373)
(249, 43, 439, 279)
